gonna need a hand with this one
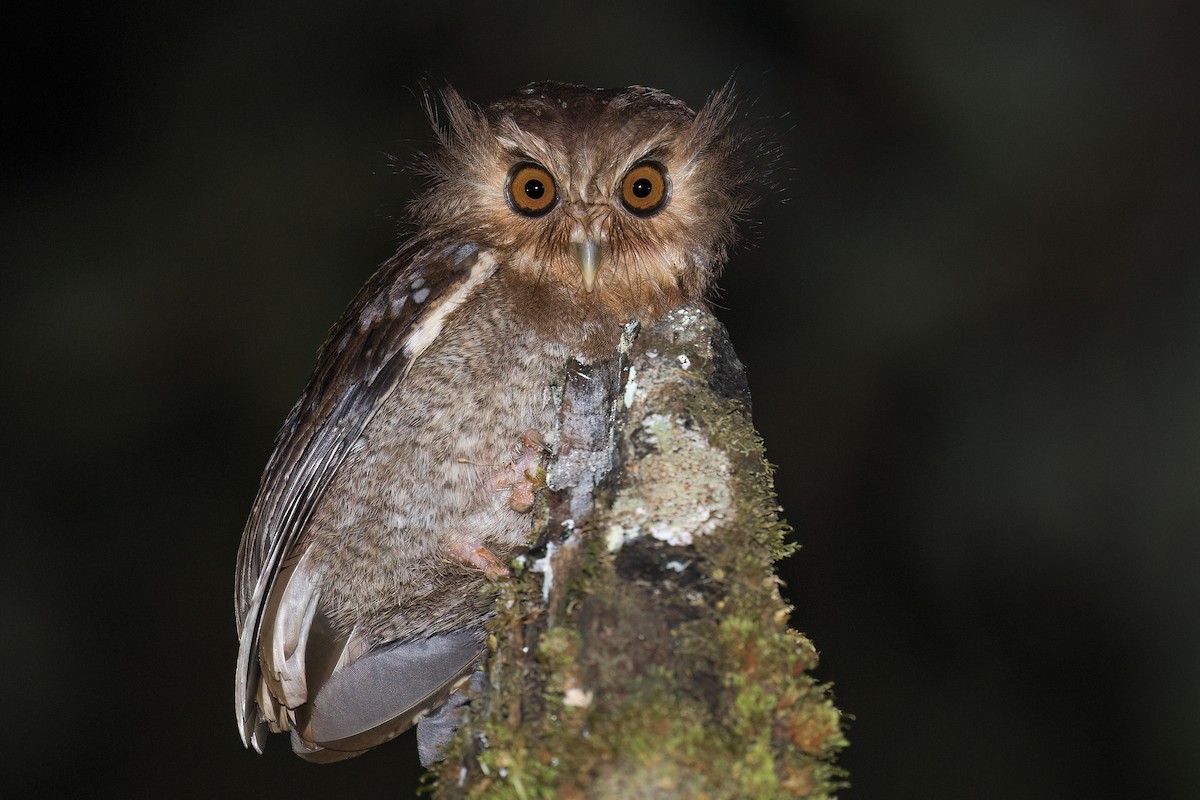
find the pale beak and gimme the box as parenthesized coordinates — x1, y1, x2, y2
(571, 238, 603, 293)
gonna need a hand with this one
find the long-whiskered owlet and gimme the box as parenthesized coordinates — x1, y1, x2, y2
(234, 81, 752, 764)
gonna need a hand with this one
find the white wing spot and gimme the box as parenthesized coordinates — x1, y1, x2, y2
(413, 287, 431, 304)
(402, 252, 498, 362)
(410, 277, 425, 289)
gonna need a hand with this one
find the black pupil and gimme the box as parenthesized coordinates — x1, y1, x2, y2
(524, 179, 545, 200)
(632, 177, 653, 198)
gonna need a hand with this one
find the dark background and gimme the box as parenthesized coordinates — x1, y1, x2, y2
(3, 1, 1196, 797)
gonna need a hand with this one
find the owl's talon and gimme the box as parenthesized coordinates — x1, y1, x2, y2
(492, 428, 549, 512)
(518, 428, 548, 452)
(445, 539, 508, 578)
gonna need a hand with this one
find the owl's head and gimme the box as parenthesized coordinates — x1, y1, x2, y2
(409, 82, 755, 320)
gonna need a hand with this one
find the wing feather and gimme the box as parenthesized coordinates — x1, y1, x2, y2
(234, 242, 498, 745)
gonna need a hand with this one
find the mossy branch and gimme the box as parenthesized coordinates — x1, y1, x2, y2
(431, 304, 847, 799)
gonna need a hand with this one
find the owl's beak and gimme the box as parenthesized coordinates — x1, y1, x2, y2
(571, 239, 603, 293)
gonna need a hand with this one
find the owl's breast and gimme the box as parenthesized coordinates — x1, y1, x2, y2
(308, 279, 586, 559)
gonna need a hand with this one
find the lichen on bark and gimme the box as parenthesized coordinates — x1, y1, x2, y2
(431, 304, 847, 799)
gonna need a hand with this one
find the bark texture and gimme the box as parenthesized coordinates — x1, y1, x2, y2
(432, 304, 847, 799)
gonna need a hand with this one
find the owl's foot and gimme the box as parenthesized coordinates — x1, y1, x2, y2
(445, 538, 508, 578)
(445, 430, 547, 577)
(492, 428, 549, 513)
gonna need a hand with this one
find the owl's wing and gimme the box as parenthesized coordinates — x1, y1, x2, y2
(234, 241, 499, 754)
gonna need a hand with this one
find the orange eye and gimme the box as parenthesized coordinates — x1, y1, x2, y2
(620, 162, 669, 215)
(507, 163, 557, 216)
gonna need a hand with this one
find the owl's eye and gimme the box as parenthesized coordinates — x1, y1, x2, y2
(507, 163, 558, 216)
(620, 162, 669, 215)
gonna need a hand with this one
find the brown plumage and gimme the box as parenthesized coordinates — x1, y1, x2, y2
(234, 81, 753, 763)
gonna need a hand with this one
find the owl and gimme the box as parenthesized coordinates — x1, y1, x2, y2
(234, 81, 752, 764)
